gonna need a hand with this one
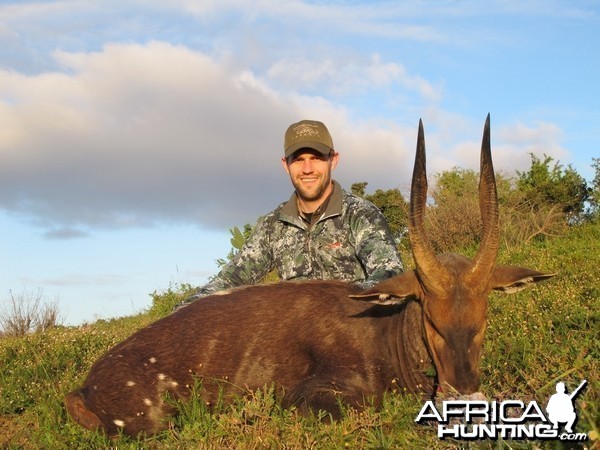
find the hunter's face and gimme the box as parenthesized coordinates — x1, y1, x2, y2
(282, 149, 338, 210)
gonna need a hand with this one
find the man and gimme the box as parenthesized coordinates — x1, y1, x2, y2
(182, 119, 403, 304)
(546, 382, 579, 433)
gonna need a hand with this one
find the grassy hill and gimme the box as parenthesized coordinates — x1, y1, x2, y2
(1, 222, 598, 449)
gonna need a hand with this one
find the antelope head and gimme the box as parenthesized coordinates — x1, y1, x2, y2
(353, 115, 555, 394)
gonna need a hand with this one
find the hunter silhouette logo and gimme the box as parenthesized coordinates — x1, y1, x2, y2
(415, 379, 590, 442)
(546, 380, 587, 434)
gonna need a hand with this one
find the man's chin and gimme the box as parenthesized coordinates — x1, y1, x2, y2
(298, 195, 320, 204)
(295, 187, 322, 201)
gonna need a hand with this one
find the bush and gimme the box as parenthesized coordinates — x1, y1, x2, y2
(146, 282, 198, 319)
(0, 225, 598, 448)
(516, 153, 590, 223)
(422, 166, 574, 254)
(0, 289, 62, 337)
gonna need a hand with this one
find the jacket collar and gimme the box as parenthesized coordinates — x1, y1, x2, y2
(280, 180, 343, 223)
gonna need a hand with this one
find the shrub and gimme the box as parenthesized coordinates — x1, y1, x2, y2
(516, 153, 590, 223)
(0, 289, 62, 337)
(0, 237, 597, 448)
(146, 282, 198, 319)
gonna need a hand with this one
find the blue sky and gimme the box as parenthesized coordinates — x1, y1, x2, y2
(1, 1, 598, 325)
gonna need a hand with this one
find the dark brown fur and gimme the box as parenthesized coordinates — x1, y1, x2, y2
(65, 282, 434, 436)
(65, 117, 555, 436)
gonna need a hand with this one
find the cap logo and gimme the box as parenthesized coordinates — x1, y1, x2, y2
(284, 119, 332, 157)
(293, 123, 320, 138)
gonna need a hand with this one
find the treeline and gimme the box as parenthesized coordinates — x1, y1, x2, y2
(354, 153, 599, 254)
(226, 154, 599, 263)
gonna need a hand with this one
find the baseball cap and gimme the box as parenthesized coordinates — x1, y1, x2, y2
(284, 120, 334, 158)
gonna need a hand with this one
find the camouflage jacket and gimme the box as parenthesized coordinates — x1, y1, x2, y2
(191, 181, 403, 298)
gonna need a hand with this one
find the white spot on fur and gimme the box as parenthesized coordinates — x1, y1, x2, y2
(149, 357, 157, 364)
(144, 398, 152, 406)
(170, 381, 178, 387)
(113, 419, 125, 427)
(126, 380, 136, 387)
(157, 373, 166, 380)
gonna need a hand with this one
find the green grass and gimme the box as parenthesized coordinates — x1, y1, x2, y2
(0, 224, 598, 449)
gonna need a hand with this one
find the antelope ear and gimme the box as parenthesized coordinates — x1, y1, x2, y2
(491, 266, 557, 293)
(349, 271, 421, 305)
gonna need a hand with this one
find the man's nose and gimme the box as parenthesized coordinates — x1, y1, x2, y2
(301, 159, 314, 173)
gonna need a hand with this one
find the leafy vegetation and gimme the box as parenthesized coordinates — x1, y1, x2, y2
(1, 155, 598, 448)
(351, 182, 408, 241)
(0, 220, 597, 448)
(358, 153, 599, 255)
(516, 154, 590, 223)
(589, 157, 600, 219)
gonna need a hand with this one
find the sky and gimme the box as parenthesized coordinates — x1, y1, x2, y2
(1, 0, 598, 326)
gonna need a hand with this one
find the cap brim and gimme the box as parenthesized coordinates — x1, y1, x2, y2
(284, 141, 331, 158)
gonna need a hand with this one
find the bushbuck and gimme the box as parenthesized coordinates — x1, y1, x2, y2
(65, 115, 555, 436)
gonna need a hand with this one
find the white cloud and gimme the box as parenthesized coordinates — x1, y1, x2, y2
(0, 41, 432, 234)
(0, 39, 574, 236)
(266, 53, 441, 101)
(420, 117, 570, 178)
(0, 42, 295, 230)
(492, 121, 569, 171)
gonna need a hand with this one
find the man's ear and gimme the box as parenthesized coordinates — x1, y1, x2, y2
(281, 157, 291, 174)
(329, 152, 340, 171)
